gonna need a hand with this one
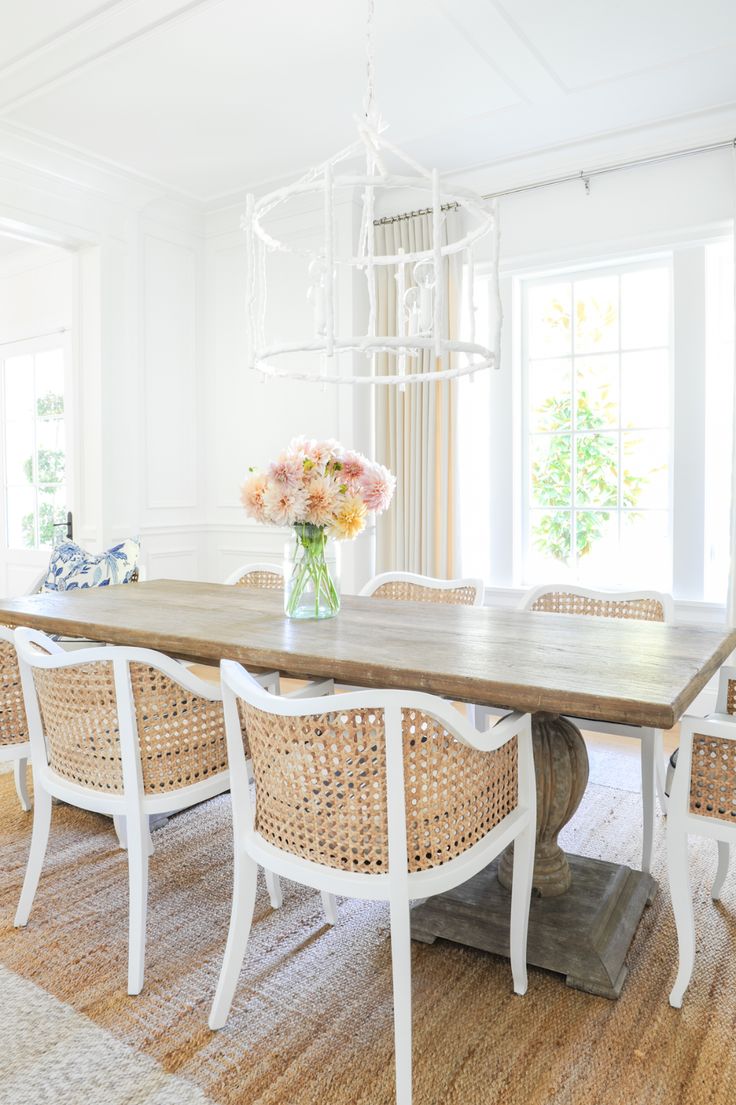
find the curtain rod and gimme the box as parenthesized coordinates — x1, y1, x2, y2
(0, 327, 68, 348)
(373, 136, 736, 225)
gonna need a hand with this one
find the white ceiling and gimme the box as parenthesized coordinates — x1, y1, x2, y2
(0, 0, 735, 203)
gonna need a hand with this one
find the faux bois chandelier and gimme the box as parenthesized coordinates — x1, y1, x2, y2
(244, 0, 500, 386)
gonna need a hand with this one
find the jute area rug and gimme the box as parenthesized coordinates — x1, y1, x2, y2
(0, 767, 735, 1105)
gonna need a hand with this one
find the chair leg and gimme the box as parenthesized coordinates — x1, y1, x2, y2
(14, 783, 52, 926)
(320, 890, 338, 925)
(265, 868, 282, 909)
(13, 757, 31, 812)
(126, 813, 149, 996)
(712, 840, 730, 901)
(113, 814, 127, 849)
(509, 821, 535, 996)
(639, 730, 656, 874)
(667, 821, 695, 1008)
(654, 729, 668, 815)
(114, 815, 154, 857)
(389, 895, 413, 1105)
(209, 851, 259, 1029)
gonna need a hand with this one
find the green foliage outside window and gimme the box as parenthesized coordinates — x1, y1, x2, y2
(20, 391, 65, 548)
(531, 390, 648, 564)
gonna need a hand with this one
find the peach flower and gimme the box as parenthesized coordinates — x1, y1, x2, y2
(304, 475, 339, 526)
(330, 495, 367, 540)
(240, 472, 269, 522)
(263, 484, 307, 527)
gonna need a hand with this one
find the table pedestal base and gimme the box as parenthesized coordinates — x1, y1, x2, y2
(411, 853, 656, 999)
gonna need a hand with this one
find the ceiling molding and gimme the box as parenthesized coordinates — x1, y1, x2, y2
(0, 117, 202, 208)
(0, 0, 228, 115)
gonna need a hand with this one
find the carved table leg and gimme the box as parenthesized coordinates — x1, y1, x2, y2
(498, 712, 589, 897)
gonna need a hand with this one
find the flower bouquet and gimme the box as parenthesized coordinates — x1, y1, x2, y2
(241, 438, 395, 619)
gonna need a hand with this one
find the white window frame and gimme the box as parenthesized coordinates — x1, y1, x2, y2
(465, 225, 734, 609)
(0, 332, 73, 553)
(518, 253, 675, 591)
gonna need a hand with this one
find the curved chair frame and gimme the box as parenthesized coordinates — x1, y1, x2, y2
(515, 584, 674, 874)
(0, 625, 32, 811)
(668, 710, 736, 1006)
(360, 570, 484, 606)
(14, 629, 236, 995)
(209, 661, 535, 1105)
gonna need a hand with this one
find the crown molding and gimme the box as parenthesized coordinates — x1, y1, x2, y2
(0, 117, 201, 211)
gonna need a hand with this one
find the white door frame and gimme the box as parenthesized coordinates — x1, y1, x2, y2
(0, 330, 74, 595)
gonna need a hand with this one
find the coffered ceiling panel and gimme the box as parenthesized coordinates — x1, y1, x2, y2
(0, 0, 116, 69)
(0, 0, 735, 202)
(496, 0, 736, 90)
(4, 0, 518, 198)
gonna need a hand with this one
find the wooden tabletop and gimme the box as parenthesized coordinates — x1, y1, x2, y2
(0, 579, 733, 728)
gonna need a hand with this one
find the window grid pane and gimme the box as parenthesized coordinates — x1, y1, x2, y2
(4, 349, 66, 550)
(523, 262, 672, 590)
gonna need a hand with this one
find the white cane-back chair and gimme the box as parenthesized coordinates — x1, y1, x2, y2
(668, 701, 736, 1006)
(0, 626, 33, 811)
(224, 562, 284, 589)
(360, 570, 484, 607)
(505, 584, 674, 875)
(677, 664, 736, 908)
(209, 661, 535, 1105)
(359, 572, 485, 724)
(12, 628, 292, 995)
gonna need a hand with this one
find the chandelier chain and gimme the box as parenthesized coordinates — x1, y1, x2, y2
(364, 0, 376, 119)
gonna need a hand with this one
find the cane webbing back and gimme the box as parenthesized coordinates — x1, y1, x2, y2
(0, 640, 28, 748)
(233, 570, 283, 590)
(689, 732, 736, 822)
(370, 580, 479, 607)
(33, 661, 123, 793)
(240, 700, 518, 874)
(32, 659, 229, 796)
(529, 590, 666, 623)
(726, 679, 736, 717)
(129, 663, 229, 793)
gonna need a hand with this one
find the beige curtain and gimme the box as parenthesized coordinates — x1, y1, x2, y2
(728, 153, 736, 627)
(374, 210, 463, 577)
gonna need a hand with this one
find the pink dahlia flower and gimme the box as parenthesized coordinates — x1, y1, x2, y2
(264, 484, 307, 527)
(360, 463, 396, 513)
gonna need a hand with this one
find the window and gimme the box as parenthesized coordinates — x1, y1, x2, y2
(704, 241, 735, 602)
(458, 236, 735, 605)
(521, 260, 672, 590)
(3, 343, 67, 549)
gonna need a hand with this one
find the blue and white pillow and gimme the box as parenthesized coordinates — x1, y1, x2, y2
(42, 538, 141, 593)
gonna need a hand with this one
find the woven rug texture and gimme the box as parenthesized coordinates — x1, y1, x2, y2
(0, 770, 735, 1105)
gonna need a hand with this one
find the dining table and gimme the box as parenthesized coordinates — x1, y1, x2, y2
(2, 578, 734, 999)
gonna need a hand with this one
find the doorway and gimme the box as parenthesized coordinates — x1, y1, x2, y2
(0, 238, 74, 596)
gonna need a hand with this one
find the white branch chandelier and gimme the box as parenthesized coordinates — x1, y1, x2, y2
(244, 0, 500, 386)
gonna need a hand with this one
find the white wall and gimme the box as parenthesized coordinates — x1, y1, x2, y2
(0, 243, 72, 344)
(202, 193, 371, 593)
(0, 143, 207, 591)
